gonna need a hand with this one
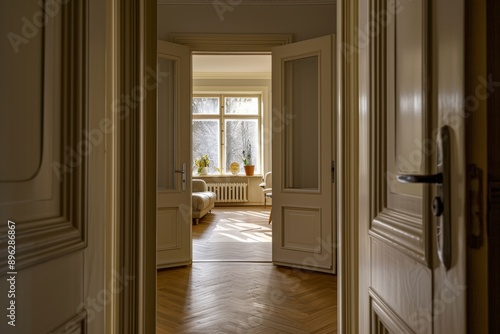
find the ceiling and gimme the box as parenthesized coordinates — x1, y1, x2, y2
(192, 54, 272, 75)
(162, 0, 334, 77)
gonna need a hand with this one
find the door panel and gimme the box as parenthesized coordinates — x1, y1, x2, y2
(365, 0, 432, 332)
(157, 40, 192, 268)
(0, 0, 106, 332)
(272, 35, 336, 273)
(158, 56, 177, 191)
(0, 2, 43, 182)
(282, 207, 321, 252)
(283, 55, 320, 190)
(359, 0, 466, 332)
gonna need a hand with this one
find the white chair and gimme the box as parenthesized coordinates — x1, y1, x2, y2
(192, 179, 216, 224)
(259, 171, 272, 207)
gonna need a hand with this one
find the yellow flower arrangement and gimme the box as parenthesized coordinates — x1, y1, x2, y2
(194, 154, 210, 173)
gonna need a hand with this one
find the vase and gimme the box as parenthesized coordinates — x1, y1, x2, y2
(199, 167, 208, 175)
(229, 162, 240, 175)
(243, 165, 255, 176)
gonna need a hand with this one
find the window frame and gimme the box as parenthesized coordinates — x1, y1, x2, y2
(192, 93, 262, 175)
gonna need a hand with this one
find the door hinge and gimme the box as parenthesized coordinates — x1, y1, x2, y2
(331, 161, 335, 183)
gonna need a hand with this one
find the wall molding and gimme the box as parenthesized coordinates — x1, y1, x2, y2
(170, 33, 293, 52)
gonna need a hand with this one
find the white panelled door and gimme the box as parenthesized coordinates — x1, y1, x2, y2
(0, 0, 106, 332)
(358, 0, 466, 333)
(272, 35, 336, 273)
(157, 40, 192, 268)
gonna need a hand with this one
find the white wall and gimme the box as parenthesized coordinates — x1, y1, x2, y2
(158, 4, 336, 42)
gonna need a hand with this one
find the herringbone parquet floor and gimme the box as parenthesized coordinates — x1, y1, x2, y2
(193, 207, 272, 262)
(157, 263, 337, 333)
(157, 207, 337, 333)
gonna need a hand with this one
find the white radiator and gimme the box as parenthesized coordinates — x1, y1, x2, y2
(206, 182, 248, 203)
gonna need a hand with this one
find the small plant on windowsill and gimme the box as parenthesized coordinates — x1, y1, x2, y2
(194, 154, 210, 175)
(242, 140, 255, 176)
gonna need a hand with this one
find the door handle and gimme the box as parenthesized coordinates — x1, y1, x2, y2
(397, 172, 444, 217)
(397, 173, 442, 185)
(397, 125, 451, 270)
(174, 162, 187, 192)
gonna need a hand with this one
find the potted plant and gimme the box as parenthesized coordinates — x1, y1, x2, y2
(242, 140, 255, 176)
(195, 154, 210, 175)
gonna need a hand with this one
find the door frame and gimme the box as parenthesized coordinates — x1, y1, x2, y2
(107, 0, 157, 332)
(166, 31, 356, 331)
(111, 7, 359, 334)
(336, 0, 360, 332)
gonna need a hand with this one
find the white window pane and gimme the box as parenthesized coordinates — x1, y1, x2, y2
(193, 120, 220, 174)
(225, 120, 259, 174)
(224, 97, 259, 115)
(192, 97, 219, 114)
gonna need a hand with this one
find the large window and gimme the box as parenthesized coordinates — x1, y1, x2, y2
(192, 95, 261, 175)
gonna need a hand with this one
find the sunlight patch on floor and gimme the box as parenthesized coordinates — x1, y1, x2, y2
(208, 220, 272, 243)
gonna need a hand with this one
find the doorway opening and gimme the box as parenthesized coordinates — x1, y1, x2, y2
(155, 33, 338, 333)
(156, 33, 337, 272)
(191, 54, 273, 262)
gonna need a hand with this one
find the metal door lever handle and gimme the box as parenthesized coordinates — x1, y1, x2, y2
(398, 172, 445, 217)
(397, 173, 442, 184)
(174, 163, 187, 191)
(396, 125, 451, 270)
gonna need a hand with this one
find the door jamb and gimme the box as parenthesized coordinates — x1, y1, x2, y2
(114, 19, 359, 331)
(337, 1, 360, 333)
(108, 0, 157, 332)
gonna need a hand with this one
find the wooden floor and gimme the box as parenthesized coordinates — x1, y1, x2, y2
(193, 207, 272, 262)
(157, 207, 337, 333)
(157, 263, 337, 333)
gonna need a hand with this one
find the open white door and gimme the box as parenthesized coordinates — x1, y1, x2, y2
(0, 0, 107, 332)
(157, 40, 192, 268)
(272, 35, 336, 273)
(358, 0, 466, 333)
